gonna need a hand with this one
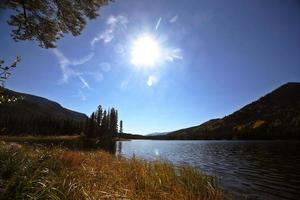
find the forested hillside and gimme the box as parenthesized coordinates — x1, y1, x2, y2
(0, 88, 87, 135)
(167, 82, 300, 140)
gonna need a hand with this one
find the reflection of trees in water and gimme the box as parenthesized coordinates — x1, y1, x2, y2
(62, 139, 117, 153)
(101, 140, 116, 154)
(117, 141, 122, 155)
(80, 139, 116, 154)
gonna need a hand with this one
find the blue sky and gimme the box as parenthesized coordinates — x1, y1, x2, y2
(1, 0, 300, 134)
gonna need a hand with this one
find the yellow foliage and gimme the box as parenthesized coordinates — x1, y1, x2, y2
(252, 120, 265, 129)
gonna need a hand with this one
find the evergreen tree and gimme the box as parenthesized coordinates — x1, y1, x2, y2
(107, 110, 110, 133)
(119, 120, 123, 134)
(86, 112, 96, 137)
(96, 105, 103, 126)
(116, 110, 119, 133)
(109, 108, 118, 135)
(102, 110, 108, 133)
(82, 105, 123, 139)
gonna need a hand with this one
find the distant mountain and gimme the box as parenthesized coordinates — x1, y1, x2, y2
(147, 132, 169, 136)
(0, 88, 88, 135)
(166, 82, 300, 140)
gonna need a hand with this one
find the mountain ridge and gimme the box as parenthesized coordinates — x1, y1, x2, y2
(0, 87, 87, 135)
(166, 82, 300, 140)
(147, 132, 169, 136)
(0, 87, 87, 121)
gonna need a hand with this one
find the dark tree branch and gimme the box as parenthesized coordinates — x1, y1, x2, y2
(21, 0, 27, 21)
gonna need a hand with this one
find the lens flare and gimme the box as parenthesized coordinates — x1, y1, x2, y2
(130, 34, 161, 68)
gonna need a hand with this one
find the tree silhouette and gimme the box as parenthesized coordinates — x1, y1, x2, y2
(1, 0, 113, 48)
(84, 105, 122, 139)
(119, 120, 123, 134)
(96, 105, 103, 126)
(0, 56, 20, 87)
(0, 56, 21, 104)
(102, 110, 108, 133)
(109, 107, 118, 135)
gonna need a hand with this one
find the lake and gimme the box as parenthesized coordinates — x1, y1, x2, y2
(115, 140, 300, 200)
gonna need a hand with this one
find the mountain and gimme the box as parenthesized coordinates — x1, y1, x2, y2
(147, 132, 169, 136)
(0, 88, 88, 135)
(166, 82, 300, 140)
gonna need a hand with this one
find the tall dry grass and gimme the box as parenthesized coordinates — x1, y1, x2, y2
(0, 141, 223, 200)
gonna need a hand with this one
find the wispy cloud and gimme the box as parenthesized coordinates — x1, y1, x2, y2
(170, 15, 178, 23)
(155, 17, 162, 30)
(52, 49, 76, 82)
(78, 75, 90, 89)
(165, 48, 183, 62)
(52, 49, 93, 89)
(71, 54, 94, 66)
(91, 15, 128, 46)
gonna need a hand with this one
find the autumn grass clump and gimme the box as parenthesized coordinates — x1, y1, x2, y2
(0, 141, 223, 200)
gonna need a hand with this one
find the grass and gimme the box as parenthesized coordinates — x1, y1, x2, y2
(0, 135, 84, 143)
(0, 137, 223, 200)
(0, 135, 112, 151)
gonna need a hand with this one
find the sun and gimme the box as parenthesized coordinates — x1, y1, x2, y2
(130, 34, 161, 68)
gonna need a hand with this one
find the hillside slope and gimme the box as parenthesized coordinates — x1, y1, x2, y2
(167, 82, 300, 140)
(0, 88, 87, 135)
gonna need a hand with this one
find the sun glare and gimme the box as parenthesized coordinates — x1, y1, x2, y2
(130, 34, 161, 67)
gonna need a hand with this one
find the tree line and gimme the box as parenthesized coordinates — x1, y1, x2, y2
(0, 106, 124, 138)
(0, 114, 85, 136)
(85, 105, 123, 139)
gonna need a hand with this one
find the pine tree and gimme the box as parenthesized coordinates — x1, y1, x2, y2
(107, 108, 111, 131)
(109, 108, 118, 135)
(96, 105, 103, 126)
(87, 112, 96, 137)
(102, 110, 108, 133)
(82, 105, 123, 139)
(115, 110, 119, 133)
(119, 120, 123, 134)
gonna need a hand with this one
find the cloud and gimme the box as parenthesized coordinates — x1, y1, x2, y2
(71, 54, 94, 65)
(170, 15, 178, 23)
(91, 15, 128, 46)
(155, 17, 162, 30)
(52, 49, 75, 82)
(107, 15, 128, 27)
(147, 75, 158, 87)
(78, 75, 90, 89)
(165, 48, 183, 62)
(52, 49, 93, 88)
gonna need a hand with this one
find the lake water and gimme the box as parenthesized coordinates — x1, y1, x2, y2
(115, 140, 300, 200)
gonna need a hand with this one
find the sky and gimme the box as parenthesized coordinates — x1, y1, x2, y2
(1, 0, 300, 134)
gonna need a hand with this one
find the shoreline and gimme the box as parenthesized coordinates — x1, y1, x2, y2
(0, 137, 224, 200)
